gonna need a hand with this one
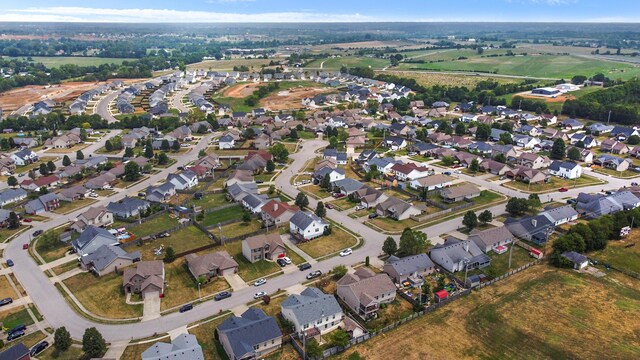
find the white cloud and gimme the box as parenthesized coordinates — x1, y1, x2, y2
(1, 7, 374, 23)
(205, 0, 256, 4)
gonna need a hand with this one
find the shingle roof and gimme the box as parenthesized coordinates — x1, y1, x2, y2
(385, 254, 434, 277)
(281, 288, 342, 328)
(217, 308, 282, 359)
(290, 211, 327, 230)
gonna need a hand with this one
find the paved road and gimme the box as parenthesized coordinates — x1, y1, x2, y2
(171, 86, 194, 113)
(95, 91, 120, 123)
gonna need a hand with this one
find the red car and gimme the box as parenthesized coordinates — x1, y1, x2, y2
(22, 244, 29, 250)
(325, 203, 334, 209)
(22, 218, 32, 223)
(559, 187, 569, 192)
(334, 193, 345, 199)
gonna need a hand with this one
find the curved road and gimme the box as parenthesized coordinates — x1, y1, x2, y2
(95, 91, 120, 123)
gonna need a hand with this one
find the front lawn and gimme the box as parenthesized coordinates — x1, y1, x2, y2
(296, 226, 358, 259)
(51, 198, 98, 215)
(38, 345, 85, 360)
(201, 205, 246, 227)
(14, 156, 58, 175)
(594, 167, 640, 179)
(161, 259, 230, 311)
(367, 217, 420, 233)
(328, 197, 358, 211)
(0, 276, 18, 300)
(0, 225, 28, 243)
(503, 174, 605, 193)
(188, 314, 233, 360)
(0, 306, 37, 329)
(134, 225, 214, 260)
(302, 184, 332, 200)
(126, 213, 180, 238)
(34, 227, 74, 263)
(63, 272, 143, 319)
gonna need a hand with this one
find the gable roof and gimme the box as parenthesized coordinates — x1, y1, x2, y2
(217, 308, 282, 358)
(469, 226, 513, 249)
(281, 288, 342, 327)
(290, 211, 328, 230)
(385, 253, 434, 277)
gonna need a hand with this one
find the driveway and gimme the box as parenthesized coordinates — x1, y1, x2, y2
(223, 273, 249, 291)
(142, 292, 161, 322)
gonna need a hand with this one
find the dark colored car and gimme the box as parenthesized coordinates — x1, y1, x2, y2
(30, 341, 49, 356)
(368, 212, 379, 219)
(276, 258, 287, 267)
(0, 298, 13, 306)
(306, 270, 322, 280)
(214, 291, 232, 301)
(179, 304, 193, 313)
(256, 180, 264, 184)
(32, 230, 43, 237)
(298, 263, 312, 271)
(443, 171, 452, 176)
(7, 330, 25, 341)
(6, 259, 14, 267)
(9, 324, 26, 335)
(177, 166, 185, 170)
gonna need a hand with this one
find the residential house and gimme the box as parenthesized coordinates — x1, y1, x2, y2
(85, 172, 117, 190)
(383, 254, 435, 284)
(337, 268, 396, 319)
(227, 182, 259, 203)
(80, 245, 140, 276)
(0, 155, 16, 175)
(168, 125, 192, 142)
(560, 118, 584, 130)
(375, 196, 422, 220)
(561, 251, 589, 270)
(241, 193, 269, 214)
(260, 199, 299, 228)
(218, 135, 235, 149)
(469, 226, 514, 253)
(576, 191, 640, 218)
(289, 211, 329, 241)
(594, 154, 631, 172)
(107, 197, 150, 218)
(382, 136, 407, 150)
(72, 206, 114, 232)
(166, 170, 198, 190)
(480, 159, 510, 175)
(390, 162, 430, 181)
(313, 166, 345, 184)
(587, 123, 614, 134)
(20, 175, 60, 191)
(610, 126, 639, 141)
(0, 188, 27, 207)
(10, 149, 38, 166)
(363, 157, 396, 174)
(513, 135, 540, 149)
(145, 182, 177, 203)
(440, 184, 481, 203)
(429, 237, 491, 272)
(194, 155, 220, 170)
(242, 233, 287, 263)
(225, 169, 254, 187)
(185, 251, 239, 280)
(353, 185, 388, 208)
(409, 174, 453, 191)
(123, 260, 165, 299)
(281, 288, 344, 336)
(0, 343, 30, 360)
(517, 153, 550, 169)
(24, 193, 59, 214)
(548, 161, 582, 179)
(141, 333, 204, 360)
(72, 225, 119, 257)
(58, 185, 89, 202)
(217, 309, 282, 360)
(332, 178, 364, 196)
(505, 215, 555, 244)
(506, 166, 550, 184)
(540, 205, 579, 226)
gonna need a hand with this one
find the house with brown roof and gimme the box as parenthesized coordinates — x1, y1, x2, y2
(468, 226, 514, 253)
(58, 185, 89, 202)
(185, 251, 239, 280)
(0, 155, 16, 175)
(242, 233, 286, 263)
(480, 159, 511, 175)
(313, 158, 337, 172)
(440, 184, 481, 203)
(194, 154, 220, 170)
(336, 268, 396, 320)
(72, 205, 114, 232)
(506, 166, 550, 184)
(353, 184, 388, 208)
(20, 175, 60, 191)
(375, 196, 421, 220)
(260, 199, 299, 228)
(225, 169, 254, 187)
(517, 153, 550, 169)
(122, 260, 165, 299)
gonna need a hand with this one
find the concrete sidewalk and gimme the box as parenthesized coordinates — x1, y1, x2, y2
(281, 235, 317, 265)
(39, 253, 77, 271)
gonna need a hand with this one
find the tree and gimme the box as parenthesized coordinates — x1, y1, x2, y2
(82, 327, 107, 359)
(469, 158, 480, 173)
(80, 128, 88, 141)
(38, 186, 49, 195)
(476, 124, 491, 141)
(268, 185, 275, 195)
(265, 160, 275, 173)
(161, 139, 170, 151)
(171, 140, 181, 152)
(144, 143, 155, 158)
(269, 143, 289, 163)
(462, 211, 478, 230)
(7, 176, 17, 187)
(329, 136, 338, 149)
(332, 264, 348, 279)
(494, 153, 507, 163)
(157, 152, 169, 165)
(289, 129, 299, 140)
(505, 198, 530, 216)
(124, 161, 141, 182)
(197, 124, 209, 134)
(164, 247, 176, 263)
(567, 147, 581, 161)
(104, 140, 113, 152)
(383, 236, 398, 256)
(62, 155, 71, 166)
(47, 160, 56, 173)
(76, 150, 84, 160)
(348, 352, 365, 360)
(398, 228, 429, 256)
(121, 146, 133, 158)
(571, 75, 588, 85)
(455, 122, 466, 136)
(242, 212, 251, 222)
(321, 173, 331, 189)
(628, 135, 640, 145)
(39, 163, 49, 176)
(499, 132, 513, 145)
(315, 201, 326, 218)
(528, 193, 542, 210)
(305, 339, 323, 358)
(328, 329, 350, 348)
(479, 210, 493, 224)
(54, 326, 72, 353)
(295, 192, 309, 208)
(551, 138, 566, 160)
(7, 212, 19, 230)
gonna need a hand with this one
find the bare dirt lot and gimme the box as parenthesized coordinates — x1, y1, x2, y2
(514, 90, 575, 103)
(261, 87, 333, 111)
(221, 83, 262, 98)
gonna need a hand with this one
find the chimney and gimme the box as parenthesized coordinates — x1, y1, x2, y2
(463, 241, 469, 252)
(531, 219, 537, 227)
(274, 202, 279, 211)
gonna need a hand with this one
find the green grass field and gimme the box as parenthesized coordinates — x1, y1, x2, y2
(201, 205, 246, 227)
(306, 56, 391, 70)
(11, 56, 136, 68)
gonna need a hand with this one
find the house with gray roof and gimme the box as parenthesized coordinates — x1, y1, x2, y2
(549, 160, 582, 179)
(353, 185, 388, 208)
(468, 226, 514, 253)
(227, 182, 258, 203)
(79, 244, 140, 276)
(24, 193, 60, 214)
(0, 188, 27, 207)
(0, 343, 29, 360)
(336, 268, 396, 320)
(576, 191, 640, 219)
(505, 215, 554, 244)
(241, 193, 269, 214)
(383, 253, 435, 285)
(561, 251, 588, 270)
(72, 225, 119, 257)
(375, 196, 421, 221)
(107, 197, 150, 218)
(539, 205, 579, 226)
(166, 170, 198, 190)
(142, 333, 204, 360)
(145, 182, 176, 203)
(281, 288, 344, 336)
(429, 237, 491, 273)
(313, 166, 345, 184)
(217, 308, 283, 360)
(332, 178, 364, 195)
(290, 211, 329, 241)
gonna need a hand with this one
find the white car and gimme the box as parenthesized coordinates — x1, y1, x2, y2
(254, 291, 267, 299)
(282, 257, 292, 265)
(339, 248, 353, 257)
(254, 278, 267, 286)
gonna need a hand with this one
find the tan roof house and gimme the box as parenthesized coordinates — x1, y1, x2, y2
(336, 268, 396, 320)
(123, 260, 165, 299)
(185, 251, 239, 280)
(440, 184, 481, 203)
(242, 233, 286, 263)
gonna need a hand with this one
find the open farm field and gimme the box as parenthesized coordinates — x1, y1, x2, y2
(10, 56, 136, 67)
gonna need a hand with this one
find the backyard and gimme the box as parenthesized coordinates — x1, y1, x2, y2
(591, 231, 640, 274)
(34, 226, 74, 263)
(63, 272, 143, 319)
(336, 266, 640, 360)
(465, 244, 535, 280)
(365, 297, 415, 332)
(201, 205, 246, 227)
(126, 213, 181, 238)
(503, 174, 605, 193)
(296, 225, 358, 259)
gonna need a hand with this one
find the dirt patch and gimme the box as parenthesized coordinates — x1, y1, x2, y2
(221, 83, 262, 98)
(261, 87, 333, 111)
(514, 91, 575, 103)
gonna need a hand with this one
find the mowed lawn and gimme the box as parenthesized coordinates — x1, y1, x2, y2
(188, 314, 233, 360)
(135, 225, 214, 259)
(126, 213, 180, 238)
(296, 226, 358, 259)
(185, 193, 229, 210)
(204, 238, 281, 282)
(335, 266, 640, 360)
(63, 272, 143, 319)
(591, 231, 640, 274)
(201, 205, 246, 227)
(504, 174, 604, 193)
(161, 259, 230, 311)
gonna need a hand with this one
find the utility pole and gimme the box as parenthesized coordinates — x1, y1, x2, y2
(607, 110, 612, 124)
(508, 241, 514, 269)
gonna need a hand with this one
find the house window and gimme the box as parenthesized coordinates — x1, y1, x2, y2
(317, 319, 322, 325)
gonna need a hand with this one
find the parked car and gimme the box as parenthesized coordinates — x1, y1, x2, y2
(88, 193, 99, 198)
(325, 203, 334, 209)
(282, 257, 292, 265)
(7, 330, 25, 341)
(254, 278, 267, 286)
(298, 263, 312, 271)
(9, 324, 26, 334)
(22, 218, 32, 223)
(6, 260, 14, 267)
(254, 291, 267, 299)
(306, 270, 322, 280)
(30, 341, 49, 356)
(0, 298, 13, 306)
(276, 258, 287, 267)
(179, 304, 193, 313)
(443, 171, 452, 175)
(559, 187, 569, 192)
(256, 180, 264, 184)
(214, 291, 232, 301)
(339, 248, 353, 257)
(32, 230, 43, 237)
(368, 213, 379, 219)
(355, 205, 365, 211)
(22, 244, 28, 250)
(632, 182, 639, 186)
(177, 166, 185, 170)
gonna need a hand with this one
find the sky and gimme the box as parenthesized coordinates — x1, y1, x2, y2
(0, 0, 639, 23)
